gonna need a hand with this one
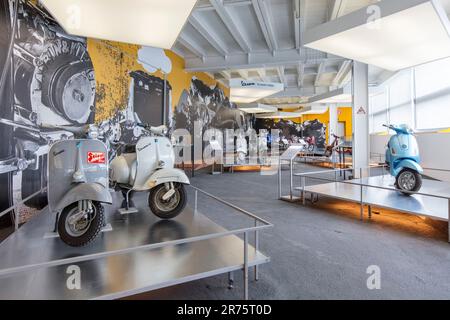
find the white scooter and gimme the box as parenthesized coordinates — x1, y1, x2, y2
(110, 123, 190, 219)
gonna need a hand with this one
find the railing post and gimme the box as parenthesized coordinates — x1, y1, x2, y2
(243, 231, 249, 300)
(448, 199, 450, 243)
(290, 159, 293, 200)
(254, 220, 259, 281)
(360, 167, 364, 221)
(302, 176, 307, 205)
(14, 209, 18, 231)
(194, 190, 198, 214)
(278, 158, 282, 199)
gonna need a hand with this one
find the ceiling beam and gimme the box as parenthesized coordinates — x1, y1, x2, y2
(293, 0, 306, 49)
(251, 0, 278, 53)
(188, 14, 228, 57)
(329, 0, 347, 21)
(256, 69, 268, 81)
(237, 69, 248, 79)
(184, 48, 339, 72)
(297, 63, 305, 87)
(219, 70, 231, 80)
(277, 66, 286, 86)
(270, 86, 331, 98)
(178, 33, 207, 61)
(197, 0, 251, 11)
(209, 0, 251, 52)
(315, 62, 326, 87)
(332, 60, 352, 86)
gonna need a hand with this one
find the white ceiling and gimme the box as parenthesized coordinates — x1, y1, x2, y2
(173, 0, 450, 105)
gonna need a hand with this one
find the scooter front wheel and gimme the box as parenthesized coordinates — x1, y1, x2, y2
(395, 168, 422, 195)
(149, 183, 187, 219)
(58, 201, 105, 247)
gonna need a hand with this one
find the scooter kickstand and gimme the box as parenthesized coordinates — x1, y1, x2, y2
(118, 189, 139, 215)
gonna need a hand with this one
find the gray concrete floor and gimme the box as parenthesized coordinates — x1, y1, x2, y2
(131, 164, 450, 300)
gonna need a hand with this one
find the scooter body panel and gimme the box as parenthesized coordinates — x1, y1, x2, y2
(385, 125, 423, 177)
(140, 168, 190, 191)
(391, 158, 424, 177)
(48, 139, 110, 213)
(54, 182, 112, 213)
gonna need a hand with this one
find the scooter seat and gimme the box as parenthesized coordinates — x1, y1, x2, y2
(123, 144, 136, 153)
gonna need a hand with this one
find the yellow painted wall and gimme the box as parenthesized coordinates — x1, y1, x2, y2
(86, 40, 228, 122)
(338, 107, 352, 138)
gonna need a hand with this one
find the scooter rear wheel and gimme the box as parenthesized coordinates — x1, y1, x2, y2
(149, 183, 187, 219)
(58, 201, 104, 247)
(395, 168, 422, 195)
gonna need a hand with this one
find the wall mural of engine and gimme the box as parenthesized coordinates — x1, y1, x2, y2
(0, 0, 171, 225)
(0, 0, 243, 227)
(0, 0, 98, 226)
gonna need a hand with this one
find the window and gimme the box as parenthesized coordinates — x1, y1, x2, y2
(414, 57, 450, 130)
(368, 57, 450, 133)
(387, 70, 413, 128)
(369, 90, 388, 134)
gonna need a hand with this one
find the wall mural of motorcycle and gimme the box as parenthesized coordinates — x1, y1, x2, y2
(255, 118, 327, 151)
(173, 77, 251, 134)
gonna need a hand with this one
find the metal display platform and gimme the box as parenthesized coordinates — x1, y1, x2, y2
(294, 172, 450, 241)
(0, 187, 272, 300)
(301, 176, 450, 221)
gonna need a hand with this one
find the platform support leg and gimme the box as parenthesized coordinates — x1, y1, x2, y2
(368, 205, 372, 220)
(243, 231, 249, 300)
(360, 183, 364, 222)
(254, 221, 259, 282)
(228, 272, 234, 289)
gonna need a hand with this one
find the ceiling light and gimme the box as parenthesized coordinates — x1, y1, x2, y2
(304, 0, 450, 71)
(308, 88, 353, 105)
(230, 80, 284, 104)
(39, 0, 197, 48)
(238, 103, 278, 114)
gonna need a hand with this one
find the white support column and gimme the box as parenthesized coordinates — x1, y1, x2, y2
(352, 61, 369, 178)
(328, 103, 338, 143)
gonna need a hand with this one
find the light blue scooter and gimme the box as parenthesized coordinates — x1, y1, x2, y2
(384, 124, 423, 195)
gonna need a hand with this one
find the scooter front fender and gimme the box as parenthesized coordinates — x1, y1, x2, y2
(392, 159, 423, 177)
(140, 168, 190, 191)
(52, 183, 112, 213)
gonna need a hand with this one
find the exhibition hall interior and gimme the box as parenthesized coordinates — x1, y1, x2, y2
(1, 0, 450, 301)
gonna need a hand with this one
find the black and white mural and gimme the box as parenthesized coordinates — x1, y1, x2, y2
(255, 118, 327, 149)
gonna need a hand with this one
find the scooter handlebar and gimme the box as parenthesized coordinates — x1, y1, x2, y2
(136, 123, 167, 136)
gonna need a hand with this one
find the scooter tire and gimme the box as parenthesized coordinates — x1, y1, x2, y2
(58, 201, 105, 247)
(149, 183, 187, 220)
(395, 168, 422, 195)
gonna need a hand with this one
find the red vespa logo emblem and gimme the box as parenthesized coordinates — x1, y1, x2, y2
(87, 152, 106, 164)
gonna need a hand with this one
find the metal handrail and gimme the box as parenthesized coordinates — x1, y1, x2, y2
(0, 187, 48, 220)
(0, 185, 273, 279)
(190, 185, 273, 226)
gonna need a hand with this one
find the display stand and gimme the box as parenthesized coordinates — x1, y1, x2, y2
(278, 146, 304, 202)
(0, 187, 272, 300)
(294, 168, 450, 242)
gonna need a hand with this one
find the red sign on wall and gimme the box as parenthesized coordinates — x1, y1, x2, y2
(87, 152, 106, 164)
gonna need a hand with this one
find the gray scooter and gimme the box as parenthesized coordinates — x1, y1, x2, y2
(47, 125, 112, 246)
